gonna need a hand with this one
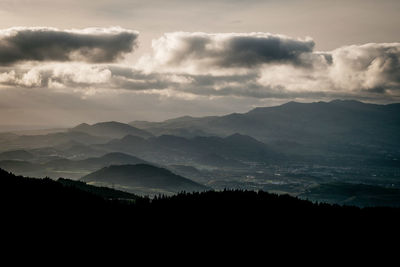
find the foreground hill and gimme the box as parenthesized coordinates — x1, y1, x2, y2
(0, 168, 138, 213)
(81, 164, 209, 195)
(57, 178, 139, 201)
(300, 182, 400, 207)
(2, 168, 400, 235)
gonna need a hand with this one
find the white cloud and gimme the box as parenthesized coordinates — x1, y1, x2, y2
(329, 43, 400, 93)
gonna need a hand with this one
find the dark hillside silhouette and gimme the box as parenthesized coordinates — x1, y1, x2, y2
(2, 167, 399, 234)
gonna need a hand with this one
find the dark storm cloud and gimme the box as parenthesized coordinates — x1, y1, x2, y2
(219, 35, 315, 67)
(0, 27, 138, 65)
(151, 32, 316, 68)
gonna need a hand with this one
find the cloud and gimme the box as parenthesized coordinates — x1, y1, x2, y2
(0, 27, 138, 65)
(139, 32, 317, 72)
(0, 31, 399, 104)
(329, 43, 400, 94)
(135, 32, 400, 101)
(0, 64, 112, 89)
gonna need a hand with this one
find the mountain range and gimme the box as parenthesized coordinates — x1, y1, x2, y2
(130, 100, 400, 164)
(0, 100, 399, 202)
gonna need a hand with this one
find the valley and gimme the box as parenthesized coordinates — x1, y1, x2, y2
(1, 100, 399, 206)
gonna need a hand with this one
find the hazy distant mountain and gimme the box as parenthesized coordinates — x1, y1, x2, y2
(0, 152, 150, 179)
(81, 164, 208, 195)
(45, 152, 149, 171)
(71, 121, 153, 139)
(0, 132, 19, 141)
(131, 118, 213, 138)
(0, 131, 110, 151)
(167, 164, 209, 184)
(52, 141, 105, 159)
(131, 100, 400, 143)
(0, 150, 34, 161)
(130, 116, 218, 138)
(130, 100, 400, 161)
(98, 133, 281, 167)
(196, 153, 247, 168)
(0, 160, 41, 173)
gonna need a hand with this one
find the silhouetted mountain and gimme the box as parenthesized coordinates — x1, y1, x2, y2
(71, 121, 153, 139)
(3, 167, 400, 239)
(0, 168, 140, 221)
(81, 164, 208, 195)
(57, 178, 138, 200)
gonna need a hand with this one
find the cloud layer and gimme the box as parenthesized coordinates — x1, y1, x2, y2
(0, 27, 138, 64)
(0, 29, 399, 105)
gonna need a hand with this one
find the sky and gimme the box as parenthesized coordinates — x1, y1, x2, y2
(0, 0, 399, 128)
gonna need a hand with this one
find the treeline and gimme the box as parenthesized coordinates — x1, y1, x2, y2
(1, 168, 400, 232)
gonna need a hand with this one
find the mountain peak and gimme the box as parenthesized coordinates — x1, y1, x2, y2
(71, 121, 153, 139)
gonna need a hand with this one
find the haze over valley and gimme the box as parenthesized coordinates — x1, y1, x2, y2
(1, 100, 399, 206)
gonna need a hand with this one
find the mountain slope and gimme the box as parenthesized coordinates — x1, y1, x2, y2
(98, 133, 281, 167)
(131, 100, 400, 143)
(0, 168, 140, 214)
(71, 121, 153, 139)
(81, 164, 208, 195)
